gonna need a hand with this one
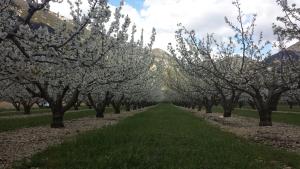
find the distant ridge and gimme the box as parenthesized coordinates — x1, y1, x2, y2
(265, 41, 300, 63)
(12, 0, 69, 29)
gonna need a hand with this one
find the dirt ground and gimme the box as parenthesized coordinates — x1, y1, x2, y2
(0, 102, 14, 109)
(0, 108, 147, 169)
(185, 108, 300, 155)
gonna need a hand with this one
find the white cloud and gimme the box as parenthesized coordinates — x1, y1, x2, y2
(49, 0, 300, 51)
(126, 0, 299, 51)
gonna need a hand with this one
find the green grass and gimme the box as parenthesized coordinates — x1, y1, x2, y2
(0, 106, 90, 117)
(14, 104, 300, 169)
(276, 105, 300, 113)
(0, 108, 50, 117)
(234, 109, 300, 126)
(211, 106, 300, 126)
(240, 105, 300, 113)
(0, 108, 113, 132)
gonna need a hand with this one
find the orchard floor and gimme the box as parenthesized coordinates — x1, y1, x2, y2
(9, 104, 300, 169)
(0, 108, 146, 169)
(187, 108, 300, 154)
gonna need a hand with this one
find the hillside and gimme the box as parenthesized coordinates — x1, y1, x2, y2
(287, 41, 300, 52)
(12, 0, 69, 29)
(265, 41, 300, 63)
(152, 48, 176, 67)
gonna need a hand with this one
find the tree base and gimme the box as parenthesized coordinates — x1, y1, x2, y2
(96, 112, 104, 118)
(51, 116, 64, 128)
(51, 122, 65, 128)
(223, 114, 231, 118)
(259, 120, 272, 126)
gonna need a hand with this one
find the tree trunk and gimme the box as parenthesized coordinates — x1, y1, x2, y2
(197, 104, 202, 111)
(125, 103, 131, 111)
(26, 83, 79, 129)
(51, 112, 64, 128)
(270, 98, 279, 111)
(74, 101, 81, 110)
(96, 107, 105, 118)
(49, 90, 79, 128)
(203, 96, 214, 114)
(248, 99, 256, 109)
(258, 108, 272, 126)
(87, 93, 109, 118)
(238, 101, 244, 108)
(287, 101, 293, 109)
(204, 104, 213, 113)
(223, 106, 232, 117)
(221, 102, 235, 118)
(23, 104, 32, 114)
(112, 102, 121, 114)
(12, 101, 21, 111)
(254, 96, 276, 127)
(132, 104, 137, 110)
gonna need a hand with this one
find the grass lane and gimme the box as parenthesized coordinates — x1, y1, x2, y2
(0, 106, 91, 117)
(212, 106, 300, 126)
(0, 108, 113, 132)
(14, 104, 300, 169)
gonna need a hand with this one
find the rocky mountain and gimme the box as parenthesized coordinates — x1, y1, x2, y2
(287, 41, 300, 52)
(265, 41, 300, 63)
(152, 48, 176, 68)
(11, 0, 70, 29)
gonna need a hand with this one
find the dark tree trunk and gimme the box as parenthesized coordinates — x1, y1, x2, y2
(257, 108, 272, 126)
(88, 92, 113, 118)
(222, 104, 233, 117)
(74, 101, 81, 110)
(12, 101, 21, 111)
(26, 83, 80, 129)
(112, 102, 121, 114)
(51, 112, 64, 128)
(132, 104, 137, 110)
(125, 103, 131, 111)
(254, 93, 281, 126)
(287, 101, 293, 109)
(248, 99, 256, 109)
(238, 101, 244, 108)
(203, 96, 214, 114)
(204, 104, 213, 113)
(111, 95, 124, 114)
(197, 104, 202, 111)
(270, 99, 279, 111)
(22, 103, 32, 114)
(96, 107, 105, 118)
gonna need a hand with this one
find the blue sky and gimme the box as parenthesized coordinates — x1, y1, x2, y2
(109, 0, 144, 11)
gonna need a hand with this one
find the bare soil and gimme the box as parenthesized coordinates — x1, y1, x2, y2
(186, 108, 300, 155)
(0, 109, 147, 169)
(0, 102, 14, 110)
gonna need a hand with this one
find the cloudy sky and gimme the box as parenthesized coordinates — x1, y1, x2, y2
(50, 0, 299, 51)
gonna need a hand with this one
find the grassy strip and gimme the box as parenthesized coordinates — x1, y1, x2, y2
(0, 106, 91, 117)
(211, 106, 300, 126)
(0, 108, 114, 132)
(234, 109, 300, 126)
(0, 110, 94, 132)
(15, 104, 300, 169)
(241, 105, 300, 113)
(0, 108, 51, 117)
